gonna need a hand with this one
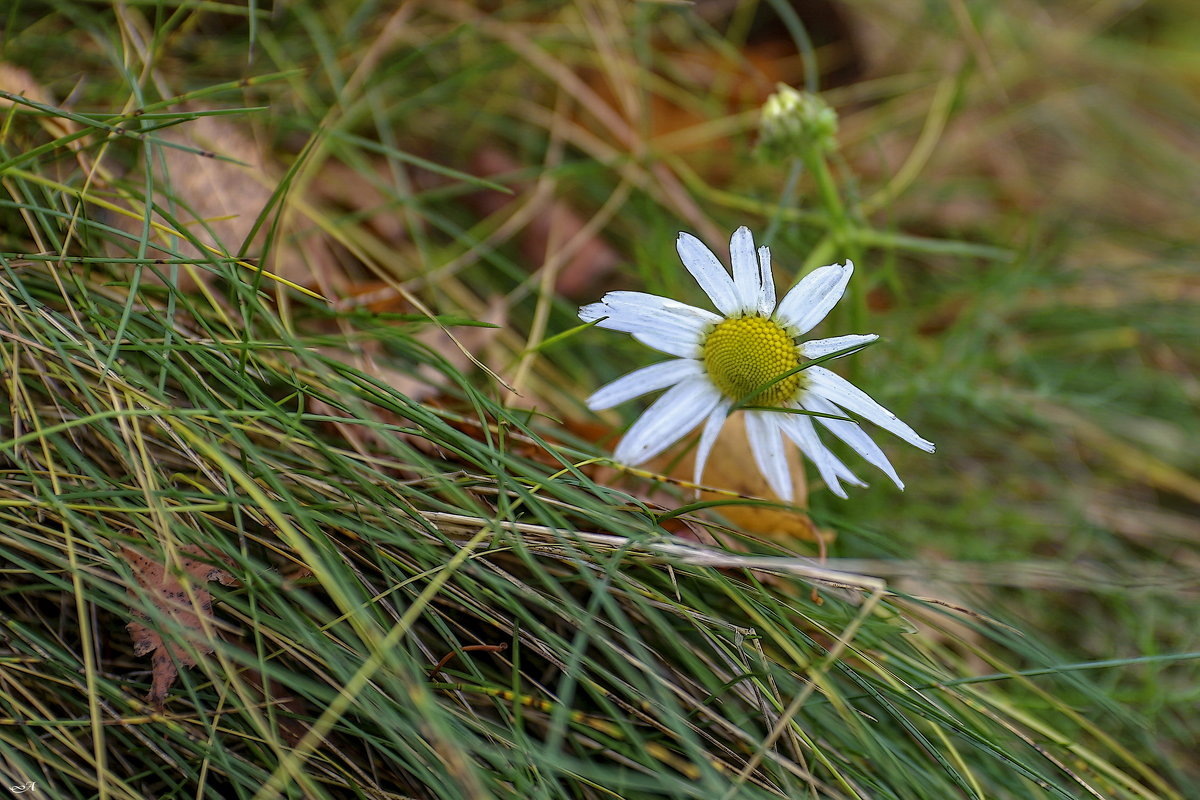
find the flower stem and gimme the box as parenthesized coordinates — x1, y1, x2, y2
(802, 149, 865, 331)
(764, 158, 803, 245)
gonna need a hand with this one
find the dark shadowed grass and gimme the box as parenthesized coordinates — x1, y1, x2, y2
(2, 1, 1198, 798)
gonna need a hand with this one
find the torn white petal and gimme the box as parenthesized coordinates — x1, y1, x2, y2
(803, 393, 903, 489)
(799, 333, 878, 361)
(780, 411, 861, 498)
(677, 232, 739, 316)
(757, 245, 776, 317)
(729, 226, 760, 313)
(580, 292, 719, 340)
(805, 366, 935, 452)
(774, 261, 854, 335)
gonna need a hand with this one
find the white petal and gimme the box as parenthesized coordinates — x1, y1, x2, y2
(631, 329, 701, 359)
(803, 394, 903, 489)
(580, 290, 719, 320)
(745, 411, 793, 502)
(579, 292, 710, 358)
(729, 226, 760, 313)
(613, 377, 721, 466)
(598, 310, 705, 342)
(799, 334, 878, 361)
(757, 245, 776, 316)
(580, 291, 719, 336)
(677, 232, 739, 315)
(692, 398, 733, 489)
(779, 413, 861, 499)
(587, 359, 703, 411)
(805, 366, 936, 452)
(774, 261, 854, 335)
(828, 449, 866, 487)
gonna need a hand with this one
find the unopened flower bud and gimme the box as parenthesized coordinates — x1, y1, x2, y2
(757, 84, 838, 161)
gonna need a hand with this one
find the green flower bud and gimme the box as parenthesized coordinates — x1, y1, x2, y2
(757, 84, 839, 161)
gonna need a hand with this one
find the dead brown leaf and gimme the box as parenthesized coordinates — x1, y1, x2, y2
(579, 412, 824, 545)
(112, 108, 343, 296)
(468, 145, 621, 300)
(0, 62, 80, 174)
(654, 414, 823, 544)
(123, 543, 238, 708)
(0, 62, 58, 108)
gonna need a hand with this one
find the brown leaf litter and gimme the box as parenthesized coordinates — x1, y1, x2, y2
(123, 543, 238, 708)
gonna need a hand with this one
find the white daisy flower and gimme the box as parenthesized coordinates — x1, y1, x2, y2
(580, 226, 934, 501)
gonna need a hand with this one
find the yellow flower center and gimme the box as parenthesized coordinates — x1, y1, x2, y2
(702, 315, 804, 406)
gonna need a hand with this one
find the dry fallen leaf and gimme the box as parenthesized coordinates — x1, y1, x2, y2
(108, 108, 343, 297)
(307, 297, 507, 462)
(0, 62, 81, 176)
(0, 62, 58, 109)
(467, 145, 622, 300)
(123, 544, 238, 708)
(579, 414, 825, 545)
(651, 415, 824, 544)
